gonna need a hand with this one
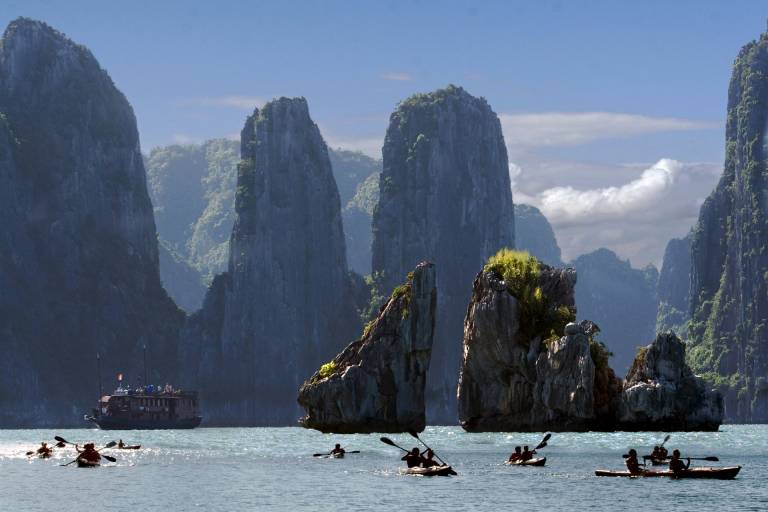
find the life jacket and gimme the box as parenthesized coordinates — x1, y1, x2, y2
(81, 449, 101, 463)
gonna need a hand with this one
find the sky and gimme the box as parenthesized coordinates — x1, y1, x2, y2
(2, 0, 767, 266)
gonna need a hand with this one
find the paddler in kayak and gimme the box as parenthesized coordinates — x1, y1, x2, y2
(75, 443, 101, 465)
(402, 447, 426, 468)
(520, 445, 536, 462)
(330, 444, 346, 456)
(507, 446, 523, 463)
(668, 449, 690, 477)
(625, 449, 643, 475)
(421, 449, 439, 468)
(36, 442, 53, 458)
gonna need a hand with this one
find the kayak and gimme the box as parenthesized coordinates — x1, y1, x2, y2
(401, 465, 455, 477)
(595, 466, 741, 480)
(38, 452, 52, 459)
(76, 458, 100, 468)
(332, 452, 344, 459)
(506, 457, 546, 467)
(118, 445, 141, 450)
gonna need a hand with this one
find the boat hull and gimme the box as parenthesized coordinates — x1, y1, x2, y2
(506, 457, 546, 467)
(401, 465, 455, 477)
(76, 459, 100, 468)
(595, 466, 741, 480)
(89, 416, 202, 430)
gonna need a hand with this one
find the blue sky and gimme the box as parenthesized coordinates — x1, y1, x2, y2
(2, 0, 767, 264)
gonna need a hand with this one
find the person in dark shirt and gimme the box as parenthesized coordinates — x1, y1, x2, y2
(508, 446, 523, 463)
(625, 449, 643, 475)
(36, 442, 52, 458)
(520, 445, 536, 461)
(421, 449, 439, 467)
(330, 443, 345, 456)
(668, 449, 690, 477)
(402, 447, 424, 468)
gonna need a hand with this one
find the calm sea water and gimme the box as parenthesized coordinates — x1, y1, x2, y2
(1, 425, 766, 511)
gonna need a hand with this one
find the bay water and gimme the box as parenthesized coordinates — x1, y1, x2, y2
(1, 425, 766, 511)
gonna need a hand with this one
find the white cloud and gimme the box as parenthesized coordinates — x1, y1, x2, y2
(324, 134, 383, 159)
(176, 95, 264, 110)
(513, 158, 722, 266)
(500, 112, 716, 149)
(381, 72, 412, 81)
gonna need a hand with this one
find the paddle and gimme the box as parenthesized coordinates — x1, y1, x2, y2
(533, 433, 551, 451)
(380, 437, 409, 453)
(312, 450, 361, 457)
(61, 441, 117, 467)
(643, 455, 719, 462)
(407, 430, 456, 475)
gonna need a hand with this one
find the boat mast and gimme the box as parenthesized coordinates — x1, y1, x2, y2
(143, 344, 148, 386)
(96, 353, 103, 398)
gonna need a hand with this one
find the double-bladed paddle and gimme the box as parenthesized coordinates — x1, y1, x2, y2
(61, 441, 117, 467)
(407, 430, 457, 475)
(380, 437, 409, 452)
(533, 433, 551, 451)
(642, 455, 719, 462)
(312, 450, 361, 457)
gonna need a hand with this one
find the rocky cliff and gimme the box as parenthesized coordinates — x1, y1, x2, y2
(688, 31, 768, 422)
(158, 241, 207, 312)
(372, 85, 515, 422)
(456, 251, 609, 431)
(180, 97, 360, 425)
(656, 234, 692, 336)
(514, 204, 563, 266)
(147, 142, 379, 301)
(0, 18, 184, 426)
(146, 139, 240, 281)
(298, 262, 437, 433)
(619, 332, 722, 431)
(572, 248, 659, 374)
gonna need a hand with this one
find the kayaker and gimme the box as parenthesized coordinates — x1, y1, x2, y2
(402, 447, 424, 468)
(76, 443, 101, 465)
(625, 449, 643, 475)
(508, 446, 523, 463)
(36, 442, 52, 457)
(421, 449, 439, 468)
(668, 449, 690, 476)
(520, 445, 536, 462)
(118, 439, 125, 449)
(330, 443, 345, 456)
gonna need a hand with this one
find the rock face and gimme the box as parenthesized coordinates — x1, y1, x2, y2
(619, 332, 723, 431)
(372, 85, 515, 422)
(688, 31, 768, 422)
(572, 248, 659, 373)
(656, 234, 692, 335)
(457, 264, 617, 432)
(146, 139, 240, 281)
(514, 204, 563, 266)
(180, 97, 360, 425)
(147, 142, 378, 301)
(298, 262, 437, 433)
(457, 261, 719, 432)
(158, 241, 207, 312)
(0, 18, 184, 426)
(342, 171, 380, 276)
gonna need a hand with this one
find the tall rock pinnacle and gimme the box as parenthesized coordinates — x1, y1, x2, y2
(372, 85, 515, 421)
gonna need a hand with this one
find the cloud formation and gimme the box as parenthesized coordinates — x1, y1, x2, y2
(500, 112, 716, 148)
(177, 95, 264, 110)
(513, 158, 722, 265)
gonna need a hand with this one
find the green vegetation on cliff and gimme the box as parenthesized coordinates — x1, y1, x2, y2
(485, 249, 575, 341)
